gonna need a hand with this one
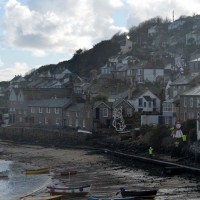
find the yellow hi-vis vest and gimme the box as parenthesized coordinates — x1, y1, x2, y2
(149, 147, 153, 155)
(182, 134, 187, 142)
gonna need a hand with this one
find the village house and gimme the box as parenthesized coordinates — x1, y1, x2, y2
(28, 98, 70, 127)
(128, 60, 164, 84)
(179, 85, 200, 121)
(93, 101, 112, 129)
(93, 99, 134, 130)
(162, 73, 200, 125)
(168, 19, 185, 30)
(120, 36, 132, 54)
(128, 89, 161, 114)
(64, 101, 92, 131)
(8, 88, 72, 125)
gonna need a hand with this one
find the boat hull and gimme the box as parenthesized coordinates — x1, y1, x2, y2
(121, 189, 158, 199)
(88, 196, 135, 200)
(47, 184, 91, 196)
(60, 170, 77, 176)
(21, 195, 62, 200)
(25, 168, 50, 175)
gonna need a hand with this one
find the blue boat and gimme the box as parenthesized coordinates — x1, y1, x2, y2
(88, 196, 135, 200)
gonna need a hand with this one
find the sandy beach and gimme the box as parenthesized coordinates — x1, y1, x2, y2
(1, 140, 200, 200)
(0, 141, 106, 169)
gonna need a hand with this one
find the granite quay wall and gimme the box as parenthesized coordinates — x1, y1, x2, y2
(0, 127, 92, 146)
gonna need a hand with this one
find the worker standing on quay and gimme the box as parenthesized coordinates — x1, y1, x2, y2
(148, 146, 154, 158)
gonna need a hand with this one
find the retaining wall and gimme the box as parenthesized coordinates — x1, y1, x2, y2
(0, 127, 91, 147)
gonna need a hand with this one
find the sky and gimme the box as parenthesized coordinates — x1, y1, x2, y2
(0, 0, 200, 81)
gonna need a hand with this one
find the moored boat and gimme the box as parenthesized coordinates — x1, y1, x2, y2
(60, 170, 77, 176)
(0, 170, 9, 178)
(119, 187, 158, 199)
(21, 195, 62, 200)
(47, 184, 91, 196)
(88, 196, 135, 200)
(25, 168, 50, 175)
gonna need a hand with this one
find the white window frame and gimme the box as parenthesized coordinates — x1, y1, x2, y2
(55, 107, 59, 114)
(46, 107, 50, 113)
(103, 108, 108, 117)
(39, 107, 43, 113)
(83, 119, 86, 127)
(45, 117, 48, 124)
(127, 108, 132, 117)
(31, 107, 35, 113)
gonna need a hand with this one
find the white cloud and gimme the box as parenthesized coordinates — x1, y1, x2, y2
(3, 0, 127, 57)
(126, 0, 200, 27)
(0, 57, 4, 68)
(0, 61, 30, 81)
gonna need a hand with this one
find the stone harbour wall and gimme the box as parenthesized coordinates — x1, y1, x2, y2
(0, 127, 91, 147)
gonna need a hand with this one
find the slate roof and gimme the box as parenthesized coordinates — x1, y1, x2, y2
(182, 85, 200, 96)
(170, 73, 199, 85)
(93, 101, 112, 109)
(21, 88, 72, 100)
(65, 103, 85, 112)
(112, 98, 134, 108)
(143, 96, 152, 101)
(28, 98, 70, 107)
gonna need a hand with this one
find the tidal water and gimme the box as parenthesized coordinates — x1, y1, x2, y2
(0, 160, 50, 200)
(1, 152, 200, 200)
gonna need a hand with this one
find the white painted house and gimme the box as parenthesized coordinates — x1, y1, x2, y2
(128, 89, 161, 113)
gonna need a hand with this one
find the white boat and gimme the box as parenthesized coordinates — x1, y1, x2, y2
(47, 184, 91, 196)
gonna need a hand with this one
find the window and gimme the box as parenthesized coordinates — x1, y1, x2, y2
(190, 97, 193, 107)
(153, 99, 156, 107)
(56, 118, 59, 125)
(139, 98, 143, 106)
(189, 112, 194, 119)
(126, 108, 132, 117)
(19, 117, 22, 122)
(103, 108, 108, 117)
(31, 107, 35, 113)
(184, 112, 187, 121)
(197, 98, 200, 107)
(55, 107, 59, 114)
(46, 107, 50, 113)
(184, 97, 187, 107)
(39, 107, 43, 113)
(45, 118, 48, 124)
(75, 119, 79, 127)
(83, 119, 85, 127)
(149, 102, 151, 107)
(144, 102, 146, 107)
(69, 119, 72, 126)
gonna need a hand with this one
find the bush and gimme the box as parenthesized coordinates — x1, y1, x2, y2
(189, 128, 197, 143)
(148, 125, 171, 149)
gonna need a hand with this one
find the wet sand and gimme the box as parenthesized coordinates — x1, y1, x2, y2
(0, 141, 200, 200)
